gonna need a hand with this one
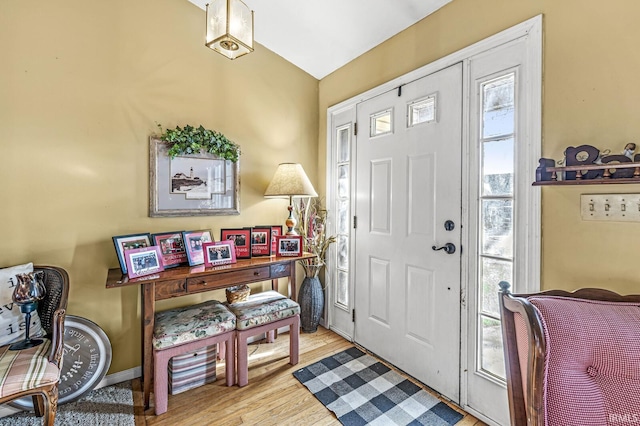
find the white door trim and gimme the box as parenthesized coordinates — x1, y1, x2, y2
(326, 16, 542, 424)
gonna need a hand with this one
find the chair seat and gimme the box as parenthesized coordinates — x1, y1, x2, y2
(153, 300, 236, 350)
(227, 290, 300, 330)
(0, 339, 59, 398)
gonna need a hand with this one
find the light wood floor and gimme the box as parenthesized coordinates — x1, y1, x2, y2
(133, 327, 486, 426)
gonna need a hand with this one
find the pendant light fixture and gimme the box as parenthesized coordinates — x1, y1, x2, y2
(205, 0, 254, 60)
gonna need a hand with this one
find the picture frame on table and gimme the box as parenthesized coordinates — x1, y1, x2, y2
(220, 228, 251, 259)
(257, 225, 282, 256)
(203, 241, 237, 267)
(124, 246, 164, 279)
(182, 230, 214, 266)
(250, 226, 271, 257)
(149, 137, 240, 217)
(112, 233, 152, 274)
(151, 231, 188, 268)
(275, 235, 302, 257)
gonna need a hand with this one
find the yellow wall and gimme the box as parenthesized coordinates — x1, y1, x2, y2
(319, 0, 640, 295)
(0, 0, 319, 373)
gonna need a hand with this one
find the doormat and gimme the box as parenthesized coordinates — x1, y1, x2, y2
(293, 347, 463, 426)
(0, 380, 134, 426)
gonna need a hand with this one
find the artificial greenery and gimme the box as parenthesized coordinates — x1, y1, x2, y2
(157, 124, 240, 162)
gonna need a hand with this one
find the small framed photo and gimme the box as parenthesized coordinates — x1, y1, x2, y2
(221, 228, 251, 259)
(203, 241, 237, 267)
(151, 231, 188, 268)
(251, 227, 272, 257)
(276, 235, 302, 257)
(182, 230, 214, 266)
(124, 245, 164, 279)
(258, 225, 283, 256)
(112, 233, 152, 274)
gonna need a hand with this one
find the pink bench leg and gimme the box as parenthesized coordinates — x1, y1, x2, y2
(225, 334, 235, 386)
(237, 331, 249, 387)
(154, 351, 171, 415)
(290, 315, 299, 366)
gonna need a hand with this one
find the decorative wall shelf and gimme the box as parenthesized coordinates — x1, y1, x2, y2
(534, 144, 640, 186)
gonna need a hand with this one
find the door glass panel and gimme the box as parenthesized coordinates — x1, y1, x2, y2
(482, 138, 514, 196)
(337, 200, 349, 235)
(480, 315, 506, 378)
(408, 96, 436, 126)
(338, 165, 349, 198)
(481, 257, 512, 317)
(370, 109, 392, 136)
(338, 126, 350, 162)
(481, 199, 513, 258)
(482, 74, 515, 139)
(336, 270, 349, 307)
(337, 235, 349, 269)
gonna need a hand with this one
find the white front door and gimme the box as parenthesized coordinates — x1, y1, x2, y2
(354, 63, 463, 402)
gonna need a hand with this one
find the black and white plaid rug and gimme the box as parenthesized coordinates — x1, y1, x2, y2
(293, 347, 463, 426)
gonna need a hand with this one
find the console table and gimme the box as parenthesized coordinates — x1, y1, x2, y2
(105, 253, 313, 409)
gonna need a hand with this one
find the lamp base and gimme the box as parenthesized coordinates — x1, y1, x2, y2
(9, 338, 43, 351)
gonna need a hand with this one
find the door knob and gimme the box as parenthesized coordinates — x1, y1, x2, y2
(432, 243, 456, 254)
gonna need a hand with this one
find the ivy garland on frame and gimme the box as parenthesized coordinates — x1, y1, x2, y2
(156, 124, 240, 162)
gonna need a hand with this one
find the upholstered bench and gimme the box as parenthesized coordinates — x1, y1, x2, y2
(227, 290, 300, 387)
(153, 300, 236, 415)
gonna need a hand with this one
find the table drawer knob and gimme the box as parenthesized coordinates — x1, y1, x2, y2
(254, 271, 260, 276)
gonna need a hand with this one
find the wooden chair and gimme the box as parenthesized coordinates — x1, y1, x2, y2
(0, 265, 69, 426)
(499, 281, 640, 426)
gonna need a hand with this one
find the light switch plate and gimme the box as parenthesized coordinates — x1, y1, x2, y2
(580, 194, 640, 222)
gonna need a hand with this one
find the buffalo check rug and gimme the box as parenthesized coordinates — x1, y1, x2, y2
(293, 347, 464, 426)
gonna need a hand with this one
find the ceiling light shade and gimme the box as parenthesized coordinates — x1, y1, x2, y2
(265, 163, 318, 235)
(205, 0, 254, 60)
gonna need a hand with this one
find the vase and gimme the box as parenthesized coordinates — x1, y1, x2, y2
(299, 276, 324, 333)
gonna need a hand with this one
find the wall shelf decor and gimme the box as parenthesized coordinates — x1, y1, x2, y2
(534, 144, 640, 186)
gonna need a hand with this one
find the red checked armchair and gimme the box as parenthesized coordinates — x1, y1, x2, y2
(0, 265, 69, 425)
(499, 281, 640, 426)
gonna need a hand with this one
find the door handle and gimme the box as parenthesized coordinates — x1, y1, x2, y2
(432, 243, 456, 254)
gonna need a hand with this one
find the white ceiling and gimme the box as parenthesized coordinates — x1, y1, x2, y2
(188, 0, 452, 79)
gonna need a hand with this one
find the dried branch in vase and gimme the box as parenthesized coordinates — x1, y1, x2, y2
(294, 198, 336, 278)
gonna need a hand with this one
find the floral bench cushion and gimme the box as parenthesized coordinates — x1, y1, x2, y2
(227, 291, 300, 330)
(0, 339, 58, 398)
(529, 296, 640, 426)
(153, 300, 236, 350)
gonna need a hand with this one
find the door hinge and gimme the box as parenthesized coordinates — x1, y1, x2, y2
(352, 309, 355, 322)
(397, 85, 402, 97)
(354, 122, 358, 136)
(353, 216, 357, 229)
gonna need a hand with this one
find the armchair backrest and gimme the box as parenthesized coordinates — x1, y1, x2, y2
(34, 266, 69, 337)
(499, 282, 640, 426)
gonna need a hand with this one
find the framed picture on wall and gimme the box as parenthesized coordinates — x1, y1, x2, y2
(151, 231, 187, 268)
(203, 241, 237, 267)
(182, 230, 214, 266)
(250, 227, 271, 257)
(275, 235, 302, 257)
(220, 228, 252, 259)
(112, 233, 152, 274)
(124, 246, 164, 279)
(149, 138, 240, 217)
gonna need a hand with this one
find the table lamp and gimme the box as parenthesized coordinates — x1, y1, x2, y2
(264, 163, 318, 235)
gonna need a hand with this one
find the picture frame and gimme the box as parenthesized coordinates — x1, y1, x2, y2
(258, 225, 283, 256)
(112, 233, 152, 274)
(124, 246, 164, 279)
(203, 241, 237, 267)
(182, 230, 214, 266)
(151, 231, 188, 268)
(275, 235, 302, 257)
(250, 227, 272, 257)
(220, 228, 252, 259)
(149, 137, 240, 217)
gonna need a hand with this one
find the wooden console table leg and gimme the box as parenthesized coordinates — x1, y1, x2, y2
(141, 283, 155, 410)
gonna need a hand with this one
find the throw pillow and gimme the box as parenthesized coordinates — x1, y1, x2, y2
(0, 262, 44, 346)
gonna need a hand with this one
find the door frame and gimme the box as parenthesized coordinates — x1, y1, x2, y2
(325, 15, 542, 424)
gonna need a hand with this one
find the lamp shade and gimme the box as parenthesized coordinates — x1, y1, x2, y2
(264, 163, 318, 198)
(205, 0, 254, 60)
